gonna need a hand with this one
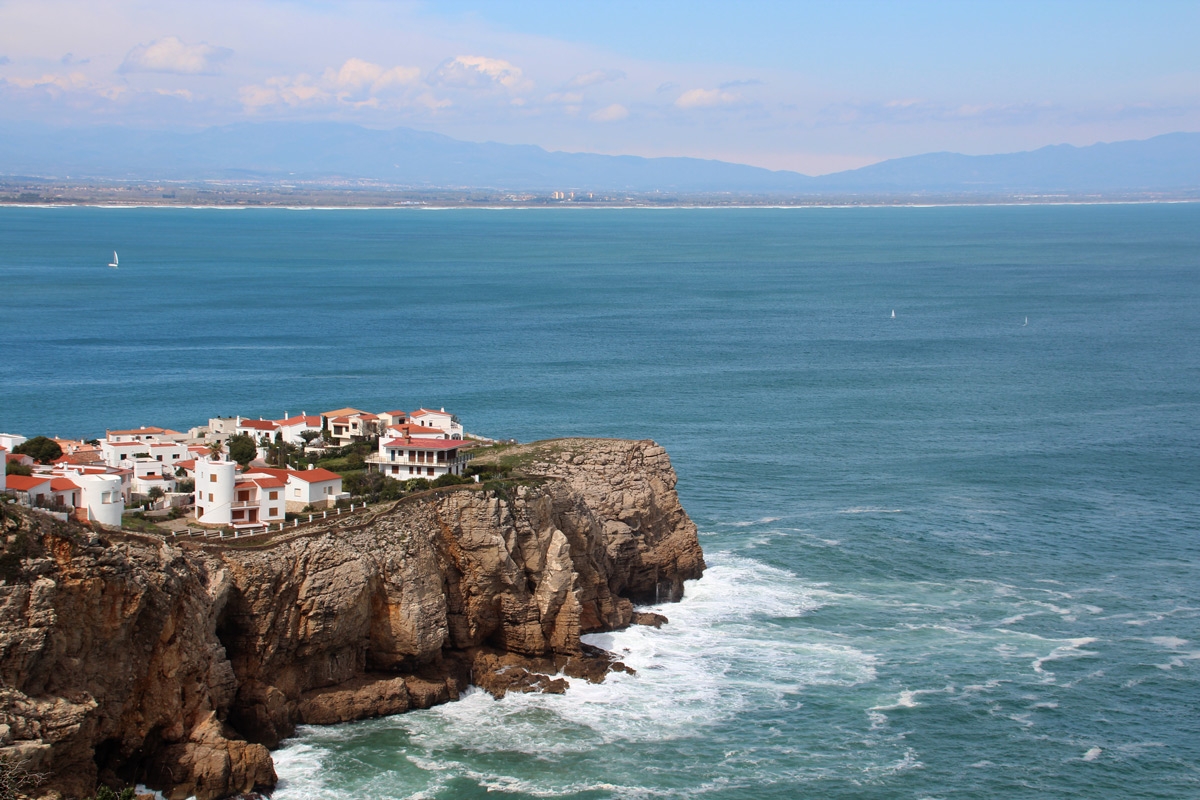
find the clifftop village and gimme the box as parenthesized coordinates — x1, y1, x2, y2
(0, 406, 484, 535)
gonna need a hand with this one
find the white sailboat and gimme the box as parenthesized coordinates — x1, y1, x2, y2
(1023, 316, 1028, 326)
(108, 251, 119, 269)
(891, 309, 895, 319)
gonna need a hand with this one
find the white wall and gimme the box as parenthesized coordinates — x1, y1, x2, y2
(195, 457, 237, 525)
(73, 473, 124, 528)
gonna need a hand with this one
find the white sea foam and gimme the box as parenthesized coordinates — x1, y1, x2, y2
(1148, 636, 1188, 649)
(1032, 637, 1099, 678)
(837, 507, 903, 514)
(273, 552, 879, 798)
(869, 685, 953, 711)
(1082, 746, 1102, 761)
(722, 516, 781, 527)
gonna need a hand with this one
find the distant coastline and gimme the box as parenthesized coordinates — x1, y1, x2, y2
(2, 178, 1197, 210)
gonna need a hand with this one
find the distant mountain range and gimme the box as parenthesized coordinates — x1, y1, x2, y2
(0, 122, 1197, 195)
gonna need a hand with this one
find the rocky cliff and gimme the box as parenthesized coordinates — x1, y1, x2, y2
(0, 439, 704, 800)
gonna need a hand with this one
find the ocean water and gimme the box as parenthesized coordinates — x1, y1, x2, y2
(2, 204, 1199, 798)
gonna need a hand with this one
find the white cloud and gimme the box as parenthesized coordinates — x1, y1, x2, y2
(239, 74, 324, 110)
(431, 55, 527, 91)
(675, 88, 739, 109)
(239, 58, 423, 111)
(3, 70, 126, 100)
(332, 58, 420, 94)
(120, 36, 232, 75)
(0, 56, 10, 66)
(590, 103, 628, 122)
(566, 69, 624, 89)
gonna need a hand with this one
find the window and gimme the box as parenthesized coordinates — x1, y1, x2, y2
(209, 474, 217, 483)
(208, 492, 214, 502)
(269, 490, 278, 500)
(293, 488, 301, 497)
(324, 486, 332, 495)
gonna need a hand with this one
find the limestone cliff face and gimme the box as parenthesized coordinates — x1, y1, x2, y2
(0, 439, 704, 800)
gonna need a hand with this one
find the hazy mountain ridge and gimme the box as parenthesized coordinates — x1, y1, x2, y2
(0, 122, 1197, 195)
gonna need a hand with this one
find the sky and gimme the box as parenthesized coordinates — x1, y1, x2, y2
(0, 0, 1197, 174)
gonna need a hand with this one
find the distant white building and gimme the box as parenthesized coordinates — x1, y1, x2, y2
(275, 414, 324, 446)
(195, 458, 347, 526)
(256, 467, 347, 512)
(407, 408, 463, 439)
(0, 433, 28, 453)
(321, 408, 377, 445)
(369, 436, 469, 481)
(105, 426, 187, 444)
(64, 470, 124, 528)
(194, 457, 239, 526)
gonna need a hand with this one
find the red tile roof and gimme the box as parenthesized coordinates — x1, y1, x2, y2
(253, 467, 343, 484)
(382, 438, 462, 450)
(277, 415, 323, 426)
(322, 407, 367, 418)
(387, 423, 445, 436)
(289, 468, 342, 483)
(50, 478, 79, 491)
(239, 419, 278, 430)
(6, 475, 50, 491)
(106, 427, 181, 436)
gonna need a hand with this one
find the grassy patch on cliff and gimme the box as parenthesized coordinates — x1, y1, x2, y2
(120, 513, 165, 534)
(468, 439, 592, 476)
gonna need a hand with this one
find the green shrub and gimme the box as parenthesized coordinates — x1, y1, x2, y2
(13, 435, 62, 464)
(432, 473, 469, 488)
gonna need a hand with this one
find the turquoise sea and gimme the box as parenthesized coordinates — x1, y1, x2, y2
(2, 205, 1199, 798)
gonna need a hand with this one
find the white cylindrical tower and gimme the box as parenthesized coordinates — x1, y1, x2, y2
(195, 456, 236, 525)
(74, 473, 124, 528)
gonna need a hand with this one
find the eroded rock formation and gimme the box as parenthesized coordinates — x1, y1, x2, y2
(0, 439, 704, 799)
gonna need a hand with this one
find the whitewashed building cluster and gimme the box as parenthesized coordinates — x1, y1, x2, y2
(2, 404, 472, 531)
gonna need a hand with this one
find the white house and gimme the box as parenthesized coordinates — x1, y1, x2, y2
(0, 447, 5, 493)
(384, 423, 448, 440)
(236, 418, 280, 442)
(0, 433, 28, 452)
(194, 457, 238, 526)
(6, 465, 125, 527)
(105, 426, 187, 444)
(68, 472, 124, 528)
(407, 408, 463, 439)
(256, 467, 347, 512)
(369, 437, 469, 481)
(5, 475, 52, 507)
(275, 414, 324, 446)
(101, 439, 187, 469)
(378, 410, 407, 428)
(320, 408, 379, 444)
